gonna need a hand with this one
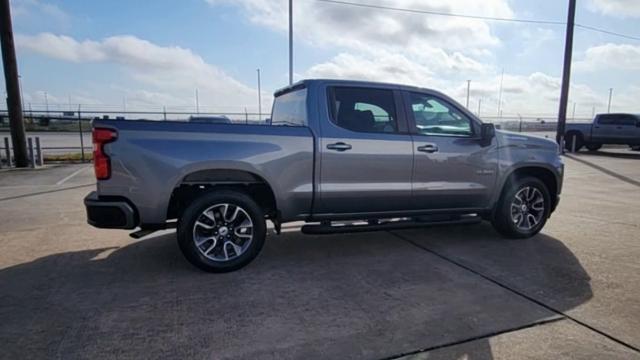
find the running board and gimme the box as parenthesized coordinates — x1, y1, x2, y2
(300, 215, 482, 235)
(129, 222, 176, 239)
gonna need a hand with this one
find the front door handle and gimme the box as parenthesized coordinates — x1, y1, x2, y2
(326, 142, 352, 152)
(417, 144, 439, 153)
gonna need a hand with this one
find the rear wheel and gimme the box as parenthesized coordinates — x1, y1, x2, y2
(586, 143, 602, 151)
(177, 190, 266, 273)
(491, 177, 551, 239)
(564, 132, 584, 152)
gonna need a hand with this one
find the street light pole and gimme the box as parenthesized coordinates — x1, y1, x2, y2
(195, 88, 200, 114)
(0, 0, 28, 167)
(607, 88, 613, 113)
(288, 0, 293, 85)
(556, 0, 576, 148)
(44, 91, 49, 116)
(465, 80, 471, 108)
(257, 68, 262, 121)
(497, 69, 504, 118)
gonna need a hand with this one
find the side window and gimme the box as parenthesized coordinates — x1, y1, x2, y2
(614, 115, 637, 126)
(328, 87, 398, 133)
(271, 88, 307, 126)
(408, 92, 473, 137)
(597, 115, 615, 125)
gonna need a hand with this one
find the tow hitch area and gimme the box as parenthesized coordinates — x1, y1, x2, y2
(300, 214, 482, 235)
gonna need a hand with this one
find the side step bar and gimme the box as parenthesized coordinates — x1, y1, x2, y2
(301, 215, 482, 235)
(129, 222, 177, 239)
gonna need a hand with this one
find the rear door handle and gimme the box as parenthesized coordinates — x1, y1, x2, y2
(417, 144, 439, 153)
(326, 142, 352, 152)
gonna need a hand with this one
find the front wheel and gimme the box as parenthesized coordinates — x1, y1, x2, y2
(586, 143, 602, 151)
(177, 190, 266, 273)
(491, 177, 551, 239)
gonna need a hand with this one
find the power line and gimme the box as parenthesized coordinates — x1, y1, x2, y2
(575, 23, 640, 42)
(315, 0, 565, 25)
(315, 0, 640, 41)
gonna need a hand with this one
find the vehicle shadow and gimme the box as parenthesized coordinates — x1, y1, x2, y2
(565, 153, 640, 188)
(0, 223, 591, 359)
(573, 149, 640, 160)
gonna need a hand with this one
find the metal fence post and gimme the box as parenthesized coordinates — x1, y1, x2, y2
(35, 136, 43, 166)
(27, 137, 35, 168)
(78, 105, 85, 162)
(4, 137, 11, 167)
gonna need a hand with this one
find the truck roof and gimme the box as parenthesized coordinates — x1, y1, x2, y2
(274, 79, 443, 97)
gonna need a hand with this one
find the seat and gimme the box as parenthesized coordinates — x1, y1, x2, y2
(337, 107, 376, 132)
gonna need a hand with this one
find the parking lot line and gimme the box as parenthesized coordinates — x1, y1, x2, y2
(0, 183, 94, 202)
(389, 230, 640, 355)
(55, 166, 91, 185)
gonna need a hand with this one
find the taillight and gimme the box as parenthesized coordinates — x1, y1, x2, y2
(92, 128, 117, 180)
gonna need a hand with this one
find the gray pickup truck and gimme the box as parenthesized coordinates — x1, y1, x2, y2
(85, 79, 563, 272)
(565, 113, 640, 151)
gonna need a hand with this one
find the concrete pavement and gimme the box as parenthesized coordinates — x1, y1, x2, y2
(0, 149, 639, 359)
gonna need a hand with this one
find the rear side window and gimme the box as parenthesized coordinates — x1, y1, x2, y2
(271, 88, 307, 126)
(328, 87, 398, 133)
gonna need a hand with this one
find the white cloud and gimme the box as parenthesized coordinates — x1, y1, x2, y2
(15, 33, 265, 112)
(575, 43, 640, 71)
(11, 0, 70, 30)
(587, 0, 640, 17)
(207, 0, 512, 51)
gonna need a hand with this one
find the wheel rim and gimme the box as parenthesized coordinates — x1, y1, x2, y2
(192, 203, 254, 262)
(510, 186, 545, 231)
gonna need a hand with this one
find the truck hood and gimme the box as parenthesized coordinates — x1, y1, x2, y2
(495, 130, 559, 152)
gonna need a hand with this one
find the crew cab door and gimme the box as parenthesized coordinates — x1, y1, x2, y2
(592, 115, 619, 143)
(402, 91, 498, 210)
(614, 115, 640, 144)
(316, 85, 414, 215)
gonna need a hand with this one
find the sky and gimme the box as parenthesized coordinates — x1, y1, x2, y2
(4, 0, 640, 118)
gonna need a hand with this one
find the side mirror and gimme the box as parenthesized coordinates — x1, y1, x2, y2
(480, 123, 495, 146)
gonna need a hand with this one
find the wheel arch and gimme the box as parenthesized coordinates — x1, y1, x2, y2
(167, 169, 278, 221)
(495, 165, 560, 214)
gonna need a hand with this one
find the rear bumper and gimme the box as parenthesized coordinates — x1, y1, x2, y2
(84, 191, 137, 229)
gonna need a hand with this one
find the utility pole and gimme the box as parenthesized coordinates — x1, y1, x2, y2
(195, 88, 200, 114)
(477, 98, 482, 118)
(556, 0, 576, 148)
(465, 80, 471, 108)
(0, 0, 28, 167)
(256, 68, 262, 121)
(288, 0, 293, 85)
(607, 88, 613, 113)
(572, 102, 576, 121)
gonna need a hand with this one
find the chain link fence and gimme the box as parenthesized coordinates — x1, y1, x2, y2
(0, 108, 591, 167)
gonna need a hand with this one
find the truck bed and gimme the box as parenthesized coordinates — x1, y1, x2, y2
(93, 119, 315, 225)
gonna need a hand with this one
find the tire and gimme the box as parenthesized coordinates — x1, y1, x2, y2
(491, 176, 551, 239)
(585, 143, 602, 151)
(177, 190, 266, 273)
(564, 132, 584, 152)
